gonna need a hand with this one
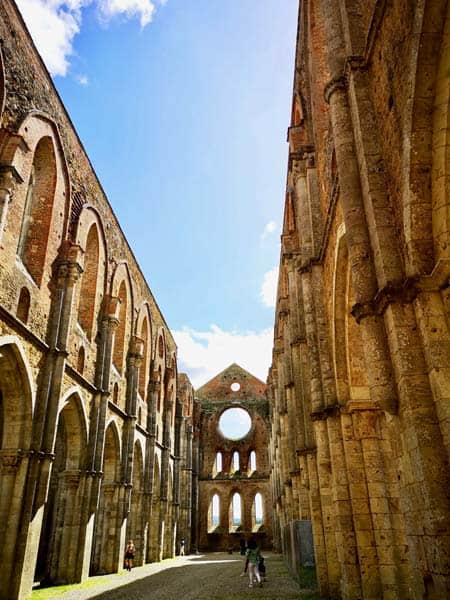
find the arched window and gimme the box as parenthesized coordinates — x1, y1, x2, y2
(250, 450, 256, 472)
(112, 383, 119, 405)
(77, 346, 85, 374)
(252, 493, 263, 531)
(215, 452, 222, 474)
(17, 287, 30, 323)
(112, 281, 127, 373)
(17, 137, 57, 286)
(230, 493, 241, 529)
(156, 367, 164, 412)
(138, 316, 149, 399)
(232, 451, 239, 472)
(78, 224, 99, 339)
(208, 494, 220, 532)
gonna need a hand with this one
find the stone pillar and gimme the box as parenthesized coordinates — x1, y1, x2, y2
(8, 248, 82, 599)
(143, 372, 159, 563)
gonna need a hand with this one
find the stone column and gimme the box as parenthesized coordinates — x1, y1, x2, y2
(143, 372, 159, 563)
(9, 247, 82, 599)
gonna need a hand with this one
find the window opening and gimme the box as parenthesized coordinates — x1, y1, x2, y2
(250, 450, 256, 472)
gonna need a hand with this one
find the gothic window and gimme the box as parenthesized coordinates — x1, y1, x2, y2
(138, 316, 149, 399)
(17, 137, 57, 286)
(230, 493, 241, 530)
(232, 451, 239, 472)
(157, 367, 162, 412)
(17, 287, 30, 323)
(208, 494, 220, 532)
(250, 450, 256, 472)
(252, 493, 263, 531)
(112, 281, 127, 373)
(78, 224, 99, 339)
(215, 452, 222, 474)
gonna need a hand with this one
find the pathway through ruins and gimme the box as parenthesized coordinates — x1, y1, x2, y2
(32, 552, 317, 600)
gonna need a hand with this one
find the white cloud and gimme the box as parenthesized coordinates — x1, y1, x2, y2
(260, 266, 278, 308)
(15, 0, 160, 77)
(76, 73, 89, 85)
(97, 0, 154, 26)
(173, 324, 273, 389)
(261, 220, 278, 241)
(16, 0, 82, 76)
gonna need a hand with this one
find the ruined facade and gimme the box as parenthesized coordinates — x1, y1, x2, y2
(195, 364, 273, 551)
(268, 1, 450, 598)
(0, 2, 195, 599)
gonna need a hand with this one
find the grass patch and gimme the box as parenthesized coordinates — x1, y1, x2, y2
(298, 566, 317, 590)
(32, 575, 113, 599)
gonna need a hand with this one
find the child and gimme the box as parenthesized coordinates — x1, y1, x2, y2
(258, 554, 267, 582)
(245, 538, 262, 588)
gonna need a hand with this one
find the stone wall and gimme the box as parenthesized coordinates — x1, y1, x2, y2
(195, 364, 273, 552)
(269, 1, 450, 599)
(0, 2, 195, 598)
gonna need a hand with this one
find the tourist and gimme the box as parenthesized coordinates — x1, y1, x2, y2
(180, 537, 186, 556)
(245, 538, 262, 588)
(124, 540, 136, 571)
(258, 554, 267, 581)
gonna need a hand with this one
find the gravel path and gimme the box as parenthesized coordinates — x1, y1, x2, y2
(34, 552, 308, 600)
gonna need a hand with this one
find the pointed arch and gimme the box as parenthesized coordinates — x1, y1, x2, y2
(136, 304, 152, 399)
(252, 492, 264, 531)
(208, 493, 220, 532)
(249, 450, 257, 472)
(215, 451, 222, 475)
(35, 391, 89, 583)
(230, 492, 242, 531)
(17, 136, 57, 285)
(111, 263, 133, 375)
(432, 2, 450, 261)
(401, 0, 449, 272)
(103, 420, 121, 483)
(0, 337, 35, 594)
(232, 450, 240, 472)
(78, 224, 100, 339)
(332, 224, 350, 405)
(0, 336, 34, 448)
(1, 112, 70, 271)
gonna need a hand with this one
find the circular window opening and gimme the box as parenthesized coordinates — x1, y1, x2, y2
(219, 408, 251, 440)
(230, 382, 240, 392)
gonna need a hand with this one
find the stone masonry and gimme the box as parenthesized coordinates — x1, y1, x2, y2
(195, 364, 273, 552)
(0, 2, 195, 599)
(268, 1, 450, 599)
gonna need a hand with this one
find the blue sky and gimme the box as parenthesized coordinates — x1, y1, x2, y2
(17, 0, 297, 387)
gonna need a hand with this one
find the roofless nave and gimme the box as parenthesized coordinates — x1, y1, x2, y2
(0, 1, 449, 599)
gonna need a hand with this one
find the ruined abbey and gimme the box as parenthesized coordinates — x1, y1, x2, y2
(268, 0, 450, 598)
(0, 0, 449, 599)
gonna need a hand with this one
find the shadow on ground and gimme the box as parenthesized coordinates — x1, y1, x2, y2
(87, 553, 318, 600)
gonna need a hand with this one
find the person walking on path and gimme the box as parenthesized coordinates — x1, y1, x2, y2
(124, 540, 136, 571)
(179, 538, 186, 556)
(245, 538, 262, 588)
